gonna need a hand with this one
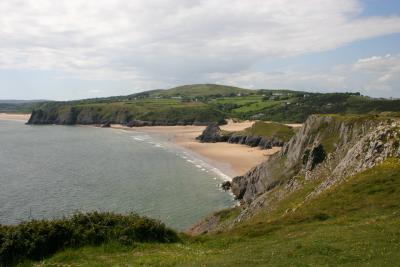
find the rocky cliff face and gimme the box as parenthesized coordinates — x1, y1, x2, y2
(227, 134, 284, 149)
(191, 114, 400, 235)
(27, 106, 80, 125)
(231, 114, 400, 204)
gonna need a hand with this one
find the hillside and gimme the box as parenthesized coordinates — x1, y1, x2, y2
(150, 84, 254, 98)
(203, 113, 400, 226)
(34, 159, 400, 266)
(26, 84, 400, 125)
(5, 113, 400, 266)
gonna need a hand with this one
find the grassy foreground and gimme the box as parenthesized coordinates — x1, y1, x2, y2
(20, 159, 400, 266)
(0, 213, 178, 266)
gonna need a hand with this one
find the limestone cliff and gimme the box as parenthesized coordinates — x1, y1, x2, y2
(191, 114, 400, 235)
(190, 114, 400, 234)
(232, 114, 400, 204)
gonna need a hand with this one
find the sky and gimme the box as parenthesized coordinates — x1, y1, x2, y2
(0, 0, 399, 100)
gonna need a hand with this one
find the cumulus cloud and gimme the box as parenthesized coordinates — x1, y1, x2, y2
(0, 0, 400, 93)
(353, 54, 400, 81)
(211, 54, 400, 97)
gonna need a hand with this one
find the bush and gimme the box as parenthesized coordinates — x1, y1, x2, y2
(0, 212, 178, 266)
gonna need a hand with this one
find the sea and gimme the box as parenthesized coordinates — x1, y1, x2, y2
(0, 119, 234, 230)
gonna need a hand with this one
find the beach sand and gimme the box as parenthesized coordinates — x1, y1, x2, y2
(0, 113, 297, 177)
(111, 120, 284, 177)
(0, 113, 30, 122)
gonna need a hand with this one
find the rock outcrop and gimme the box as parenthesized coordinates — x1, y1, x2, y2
(196, 124, 285, 149)
(196, 123, 229, 142)
(101, 121, 111, 128)
(227, 134, 284, 149)
(220, 181, 231, 191)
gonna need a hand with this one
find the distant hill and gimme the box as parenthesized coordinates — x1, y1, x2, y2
(25, 84, 400, 125)
(0, 99, 49, 104)
(153, 84, 254, 98)
(0, 100, 50, 114)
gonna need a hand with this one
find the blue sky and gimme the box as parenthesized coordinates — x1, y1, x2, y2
(0, 0, 399, 100)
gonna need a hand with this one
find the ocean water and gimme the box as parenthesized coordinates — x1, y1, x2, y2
(0, 120, 234, 230)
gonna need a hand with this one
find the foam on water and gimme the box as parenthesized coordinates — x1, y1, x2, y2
(125, 130, 234, 181)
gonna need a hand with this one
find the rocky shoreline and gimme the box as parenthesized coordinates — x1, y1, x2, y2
(196, 123, 285, 150)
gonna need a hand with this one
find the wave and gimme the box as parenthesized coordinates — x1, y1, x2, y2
(120, 131, 233, 182)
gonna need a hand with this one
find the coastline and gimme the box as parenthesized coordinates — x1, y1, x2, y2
(110, 120, 280, 178)
(0, 113, 291, 178)
(0, 113, 30, 122)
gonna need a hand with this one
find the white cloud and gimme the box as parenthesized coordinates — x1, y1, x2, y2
(0, 0, 400, 87)
(353, 54, 400, 80)
(210, 54, 400, 97)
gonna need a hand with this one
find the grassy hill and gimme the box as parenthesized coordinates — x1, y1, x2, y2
(153, 84, 254, 98)
(18, 158, 400, 266)
(25, 84, 400, 125)
(239, 121, 296, 142)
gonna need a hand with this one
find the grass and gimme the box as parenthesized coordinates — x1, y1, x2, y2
(240, 121, 296, 141)
(232, 100, 281, 114)
(22, 158, 400, 266)
(156, 84, 254, 98)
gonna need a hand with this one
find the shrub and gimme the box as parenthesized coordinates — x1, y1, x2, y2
(0, 212, 178, 266)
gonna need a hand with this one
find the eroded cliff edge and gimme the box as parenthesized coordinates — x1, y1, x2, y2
(189, 113, 400, 234)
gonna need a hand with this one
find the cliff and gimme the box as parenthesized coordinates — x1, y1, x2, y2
(27, 103, 226, 126)
(191, 113, 400, 234)
(232, 114, 400, 202)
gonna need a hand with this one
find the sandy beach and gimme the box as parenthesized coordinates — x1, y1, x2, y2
(0, 113, 30, 122)
(0, 113, 295, 178)
(111, 120, 284, 177)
